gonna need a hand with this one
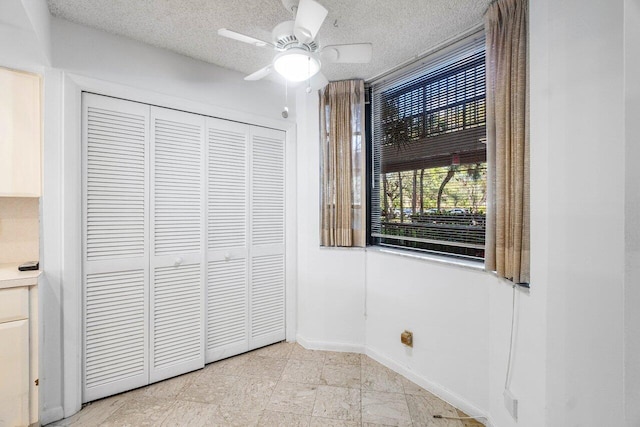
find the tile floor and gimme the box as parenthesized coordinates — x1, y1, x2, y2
(48, 342, 485, 427)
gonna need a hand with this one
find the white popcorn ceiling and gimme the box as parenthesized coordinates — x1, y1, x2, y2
(47, 0, 491, 82)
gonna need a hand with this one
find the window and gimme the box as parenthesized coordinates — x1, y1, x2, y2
(369, 35, 487, 260)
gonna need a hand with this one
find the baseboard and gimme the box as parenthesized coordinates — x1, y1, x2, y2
(365, 347, 493, 427)
(41, 405, 65, 426)
(295, 334, 365, 354)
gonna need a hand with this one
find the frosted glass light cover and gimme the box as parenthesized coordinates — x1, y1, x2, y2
(273, 50, 321, 82)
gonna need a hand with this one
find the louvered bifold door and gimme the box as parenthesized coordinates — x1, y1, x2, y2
(249, 126, 286, 349)
(205, 118, 250, 363)
(82, 94, 150, 402)
(150, 106, 205, 383)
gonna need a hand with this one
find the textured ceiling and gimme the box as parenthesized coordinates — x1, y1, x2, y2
(47, 0, 491, 82)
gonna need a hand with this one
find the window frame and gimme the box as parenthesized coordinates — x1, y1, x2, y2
(366, 32, 487, 262)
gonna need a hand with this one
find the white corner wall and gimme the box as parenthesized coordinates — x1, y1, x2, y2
(295, 88, 367, 351)
(533, 0, 626, 425)
(624, 0, 640, 425)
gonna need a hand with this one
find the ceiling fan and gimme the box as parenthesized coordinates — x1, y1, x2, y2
(217, 0, 373, 88)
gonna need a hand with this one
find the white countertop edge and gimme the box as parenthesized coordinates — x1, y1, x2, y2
(0, 263, 40, 289)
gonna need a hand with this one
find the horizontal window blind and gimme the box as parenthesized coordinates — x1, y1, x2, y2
(369, 32, 487, 260)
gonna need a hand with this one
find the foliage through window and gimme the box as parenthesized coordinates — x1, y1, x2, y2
(369, 36, 487, 260)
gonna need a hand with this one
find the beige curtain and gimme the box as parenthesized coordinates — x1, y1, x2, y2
(320, 80, 366, 247)
(485, 0, 530, 283)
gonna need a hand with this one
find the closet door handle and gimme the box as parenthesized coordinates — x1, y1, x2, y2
(174, 257, 183, 266)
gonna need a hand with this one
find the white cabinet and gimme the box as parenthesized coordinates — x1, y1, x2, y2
(0, 284, 38, 427)
(0, 67, 41, 197)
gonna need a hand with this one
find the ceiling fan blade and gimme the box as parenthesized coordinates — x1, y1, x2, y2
(293, 0, 328, 44)
(321, 43, 373, 63)
(244, 65, 272, 81)
(309, 72, 329, 91)
(218, 28, 272, 48)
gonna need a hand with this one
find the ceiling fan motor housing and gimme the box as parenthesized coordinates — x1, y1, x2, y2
(272, 20, 318, 52)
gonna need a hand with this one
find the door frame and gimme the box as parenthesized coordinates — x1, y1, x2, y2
(60, 73, 298, 418)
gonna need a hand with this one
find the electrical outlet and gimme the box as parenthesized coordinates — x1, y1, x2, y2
(401, 330, 413, 347)
(503, 390, 518, 420)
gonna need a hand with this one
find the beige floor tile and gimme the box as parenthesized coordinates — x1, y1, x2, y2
(259, 410, 311, 426)
(361, 354, 379, 366)
(361, 362, 405, 393)
(128, 371, 198, 400)
(251, 341, 295, 359)
(400, 376, 431, 396)
(361, 391, 412, 427)
(324, 352, 361, 366)
(48, 394, 128, 427)
(320, 363, 361, 388)
(457, 409, 487, 426)
(406, 393, 463, 427)
(266, 381, 319, 415)
(312, 385, 361, 422)
(238, 356, 288, 378)
(101, 397, 174, 426)
(282, 359, 324, 384)
(48, 343, 481, 427)
(203, 352, 253, 376)
(161, 400, 261, 427)
(309, 417, 360, 426)
(180, 373, 277, 411)
(290, 344, 327, 362)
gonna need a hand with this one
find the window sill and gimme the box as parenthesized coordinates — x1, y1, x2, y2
(366, 245, 486, 273)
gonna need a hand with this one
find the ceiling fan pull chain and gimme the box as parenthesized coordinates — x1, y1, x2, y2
(282, 80, 290, 118)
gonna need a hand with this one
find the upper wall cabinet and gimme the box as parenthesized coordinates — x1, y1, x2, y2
(0, 67, 41, 197)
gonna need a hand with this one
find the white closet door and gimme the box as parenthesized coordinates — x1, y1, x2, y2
(205, 118, 250, 362)
(82, 94, 149, 402)
(150, 106, 205, 383)
(249, 126, 286, 349)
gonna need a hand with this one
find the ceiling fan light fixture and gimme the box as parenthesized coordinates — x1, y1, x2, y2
(273, 49, 321, 82)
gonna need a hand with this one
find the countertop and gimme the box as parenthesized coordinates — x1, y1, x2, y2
(0, 263, 40, 289)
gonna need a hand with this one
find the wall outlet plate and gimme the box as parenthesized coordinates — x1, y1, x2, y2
(503, 389, 518, 420)
(401, 330, 413, 347)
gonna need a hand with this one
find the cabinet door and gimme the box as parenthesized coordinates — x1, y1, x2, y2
(205, 118, 250, 362)
(0, 67, 41, 197)
(0, 320, 30, 427)
(249, 126, 286, 349)
(82, 94, 149, 402)
(149, 106, 205, 383)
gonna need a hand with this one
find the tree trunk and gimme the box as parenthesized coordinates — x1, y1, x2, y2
(412, 170, 417, 215)
(398, 172, 403, 221)
(419, 169, 424, 214)
(383, 174, 389, 221)
(437, 168, 456, 212)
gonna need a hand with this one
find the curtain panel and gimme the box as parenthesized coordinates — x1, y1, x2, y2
(319, 79, 366, 247)
(485, 0, 530, 283)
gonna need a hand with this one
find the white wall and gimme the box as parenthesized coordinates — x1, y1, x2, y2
(365, 251, 492, 415)
(295, 89, 366, 351)
(51, 17, 288, 122)
(624, 0, 640, 425)
(534, 0, 626, 425)
(0, 0, 49, 70)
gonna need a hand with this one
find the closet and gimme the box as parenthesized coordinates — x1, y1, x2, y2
(82, 93, 286, 402)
